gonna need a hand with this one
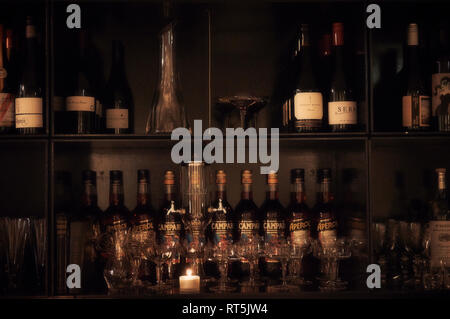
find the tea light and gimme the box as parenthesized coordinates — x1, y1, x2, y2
(179, 269, 200, 294)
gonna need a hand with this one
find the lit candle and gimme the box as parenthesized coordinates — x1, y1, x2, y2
(179, 269, 200, 294)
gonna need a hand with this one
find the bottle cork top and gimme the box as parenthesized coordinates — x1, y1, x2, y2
(436, 168, 446, 174)
(407, 23, 419, 46)
(216, 170, 226, 184)
(164, 170, 175, 185)
(290, 168, 305, 183)
(241, 169, 252, 184)
(267, 172, 278, 184)
(332, 22, 344, 46)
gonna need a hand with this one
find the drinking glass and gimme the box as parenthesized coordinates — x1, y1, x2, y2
(314, 237, 352, 292)
(2, 217, 31, 293)
(210, 243, 235, 293)
(236, 239, 263, 289)
(31, 218, 46, 293)
(288, 238, 311, 287)
(103, 229, 130, 295)
(266, 240, 299, 293)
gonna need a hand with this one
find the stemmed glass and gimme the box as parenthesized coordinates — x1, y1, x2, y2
(2, 217, 30, 293)
(288, 238, 311, 287)
(314, 237, 352, 292)
(266, 240, 299, 293)
(31, 218, 46, 293)
(126, 228, 151, 292)
(236, 239, 263, 290)
(210, 242, 235, 293)
(103, 229, 130, 295)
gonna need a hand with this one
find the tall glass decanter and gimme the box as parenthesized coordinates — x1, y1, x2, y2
(146, 4, 188, 134)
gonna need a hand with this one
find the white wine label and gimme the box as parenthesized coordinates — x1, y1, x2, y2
(402, 95, 430, 127)
(16, 97, 42, 114)
(0, 67, 7, 79)
(106, 109, 129, 129)
(16, 114, 43, 128)
(430, 221, 450, 268)
(402, 96, 412, 127)
(420, 96, 431, 126)
(294, 92, 323, 120)
(95, 100, 103, 117)
(328, 101, 357, 125)
(15, 97, 43, 128)
(432, 73, 450, 117)
(52, 96, 64, 112)
(0, 93, 14, 127)
(66, 96, 95, 112)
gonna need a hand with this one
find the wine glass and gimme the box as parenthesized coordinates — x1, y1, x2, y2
(236, 239, 264, 290)
(288, 237, 311, 287)
(102, 229, 130, 296)
(216, 95, 267, 129)
(265, 240, 299, 293)
(31, 218, 46, 293)
(314, 237, 352, 292)
(210, 242, 235, 293)
(2, 217, 31, 293)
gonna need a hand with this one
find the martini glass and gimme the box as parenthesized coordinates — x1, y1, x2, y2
(216, 95, 267, 129)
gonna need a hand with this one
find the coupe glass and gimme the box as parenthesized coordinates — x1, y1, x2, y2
(210, 242, 235, 293)
(236, 239, 264, 290)
(103, 229, 130, 295)
(266, 240, 299, 293)
(31, 218, 46, 293)
(215, 95, 267, 129)
(288, 238, 311, 287)
(2, 217, 30, 293)
(314, 237, 352, 292)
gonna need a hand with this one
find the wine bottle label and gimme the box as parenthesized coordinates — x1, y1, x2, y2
(328, 101, 357, 125)
(430, 221, 450, 268)
(431, 73, 450, 117)
(66, 96, 95, 112)
(294, 92, 323, 120)
(159, 221, 182, 245)
(0, 93, 14, 127)
(318, 218, 337, 247)
(211, 220, 233, 244)
(15, 97, 43, 128)
(106, 109, 129, 129)
(238, 219, 259, 242)
(263, 218, 286, 244)
(52, 96, 64, 112)
(289, 218, 310, 246)
(0, 67, 7, 79)
(402, 95, 431, 127)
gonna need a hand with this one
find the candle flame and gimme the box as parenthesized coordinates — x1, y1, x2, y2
(186, 269, 192, 276)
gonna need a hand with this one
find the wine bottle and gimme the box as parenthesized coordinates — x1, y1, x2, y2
(432, 22, 450, 131)
(104, 40, 133, 134)
(207, 170, 233, 246)
(318, 33, 332, 125)
(69, 170, 104, 294)
(130, 169, 156, 284)
(15, 16, 43, 135)
(429, 168, 450, 269)
(402, 23, 431, 131)
(328, 23, 357, 132)
(65, 31, 96, 134)
(55, 171, 72, 295)
(102, 170, 130, 235)
(287, 169, 311, 246)
(157, 170, 184, 279)
(293, 24, 323, 132)
(259, 172, 285, 280)
(232, 170, 259, 280)
(314, 169, 338, 247)
(0, 25, 15, 133)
